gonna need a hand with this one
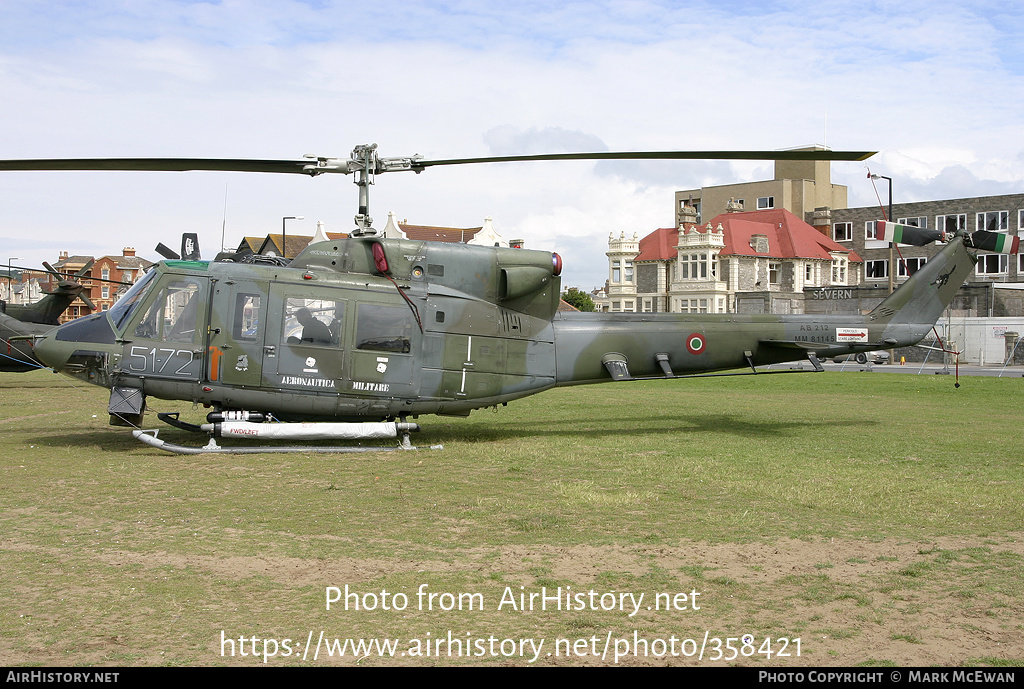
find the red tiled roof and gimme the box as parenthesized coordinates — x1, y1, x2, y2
(686, 209, 862, 262)
(635, 227, 682, 262)
(399, 224, 482, 243)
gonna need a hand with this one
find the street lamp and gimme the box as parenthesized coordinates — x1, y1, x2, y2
(281, 216, 305, 260)
(7, 257, 21, 298)
(868, 173, 894, 294)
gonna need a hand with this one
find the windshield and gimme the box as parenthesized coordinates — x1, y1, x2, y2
(108, 268, 159, 332)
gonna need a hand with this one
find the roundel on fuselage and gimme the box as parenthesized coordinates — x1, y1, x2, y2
(686, 333, 706, 355)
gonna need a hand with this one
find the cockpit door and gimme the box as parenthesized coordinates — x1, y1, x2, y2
(121, 276, 207, 381)
(206, 279, 268, 387)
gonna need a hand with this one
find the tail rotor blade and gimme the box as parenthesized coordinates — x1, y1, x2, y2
(155, 243, 181, 260)
(875, 220, 947, 246)
(967, 230, 1021, 254)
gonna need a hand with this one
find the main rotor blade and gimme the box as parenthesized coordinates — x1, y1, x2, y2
(0, 158, 318, 174)
(413, 149, 876, 169)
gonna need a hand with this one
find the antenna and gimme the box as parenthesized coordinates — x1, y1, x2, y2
(220, 183, 229, 252)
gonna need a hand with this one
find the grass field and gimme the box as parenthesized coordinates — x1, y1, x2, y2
(1, 369, 1022, 666)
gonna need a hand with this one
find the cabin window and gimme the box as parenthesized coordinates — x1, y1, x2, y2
(356, 304, 413, 353)
(233, 293, 262, 341)
(284, 298, 342, 346)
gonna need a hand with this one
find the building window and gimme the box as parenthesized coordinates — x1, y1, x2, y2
(757, 196, 774, 210)
(611, 300, 621, 311)
(805, 263, 814, 282)
(897, 216, 927, 228)
(832, 257, 847, 285)
(865, 260, 888, 280)
(768, 262, 780, 285)
(833, 222, 852, 242)
(612, 260, 620, 282)
(680, 253, 711, 279)
(977, 211, 1008, 232)
(623, 300, 634, 312)
(937, 213, 966, 234)
(865, 221, 879, 240)
(977, 254, 1008, 275)
(101, 268, 110, 281)
(101, 285, 109, 299)
(642, 298, 652, 313)
(897, 257, 927, 277)
(625, 261, 633, 283)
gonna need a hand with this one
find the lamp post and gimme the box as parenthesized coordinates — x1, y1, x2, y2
(7, 257, 21, 299)
(281, 216, 304, 260)
(868, 173, 893, 294)
(869, 173, 897, 369)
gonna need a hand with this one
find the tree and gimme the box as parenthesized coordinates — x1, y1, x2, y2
(561, 287, 595, 312)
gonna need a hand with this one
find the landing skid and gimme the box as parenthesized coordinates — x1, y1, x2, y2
(132, 412, 443, 455)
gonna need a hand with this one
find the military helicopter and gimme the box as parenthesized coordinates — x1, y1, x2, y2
(2, 146, 1010, 453)
(0, 259, 120, 372)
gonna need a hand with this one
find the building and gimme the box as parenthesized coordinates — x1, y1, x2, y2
(823, 193, 1024, 317)
(381, 212, 511, 247)
(601, 206, 860, 314)
(674, 145, 849, 225)
(52, 248, 153, 320)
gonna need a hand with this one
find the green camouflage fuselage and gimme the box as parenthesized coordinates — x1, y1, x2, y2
(33, 235, 977, 422)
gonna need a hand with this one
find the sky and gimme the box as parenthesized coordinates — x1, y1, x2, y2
(2, 0, 1023, 289)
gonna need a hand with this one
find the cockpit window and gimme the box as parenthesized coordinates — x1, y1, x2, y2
(108, 268, 158, 332)
(132, 279, 204, 343)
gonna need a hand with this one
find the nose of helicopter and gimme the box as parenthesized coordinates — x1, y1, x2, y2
(32, 330, 64, 370)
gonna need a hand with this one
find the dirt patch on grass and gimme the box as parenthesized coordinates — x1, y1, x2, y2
(4, 534, 1021, 666)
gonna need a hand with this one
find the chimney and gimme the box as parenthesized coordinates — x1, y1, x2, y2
(678, 203, 698, 226)
(811, 207, 832, 238)
(122, 247, 136, 257)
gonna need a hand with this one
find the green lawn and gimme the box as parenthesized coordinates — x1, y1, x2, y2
(1, 370, 1022, 666)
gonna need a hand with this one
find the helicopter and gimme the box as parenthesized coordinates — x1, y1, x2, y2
(2, 145, 1010, 453)
(0, 259, 106, 372)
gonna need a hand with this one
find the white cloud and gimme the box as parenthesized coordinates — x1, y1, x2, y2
(0, 1, 1022, 284)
